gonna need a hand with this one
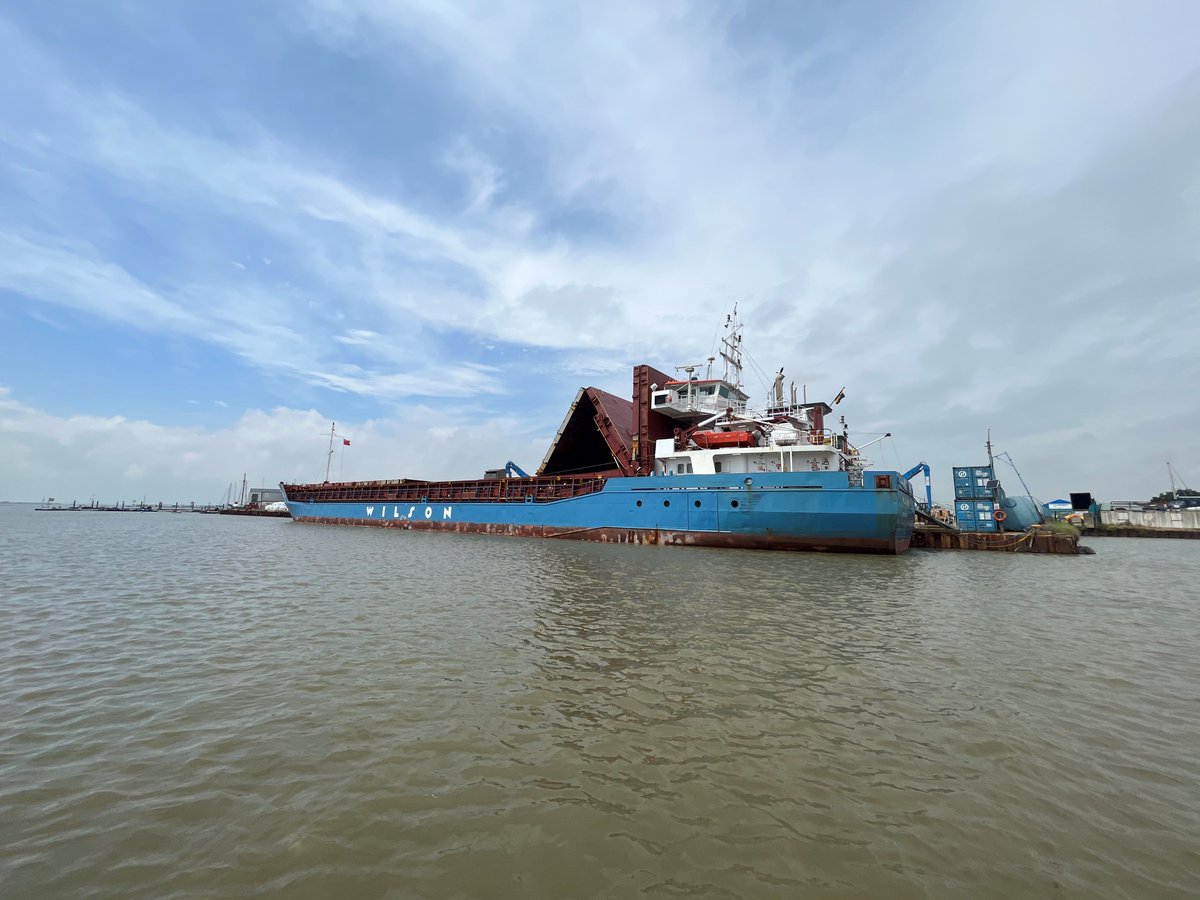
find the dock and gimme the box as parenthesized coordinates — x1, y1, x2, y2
(33, 500, 288, 517)
(912, 513, 1086, 554)
(218, 507, 290, 518)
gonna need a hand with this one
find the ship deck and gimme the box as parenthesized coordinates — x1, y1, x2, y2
(282, 474, 614, 505)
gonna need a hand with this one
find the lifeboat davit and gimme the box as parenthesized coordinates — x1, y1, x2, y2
(691, 430, 754, 449)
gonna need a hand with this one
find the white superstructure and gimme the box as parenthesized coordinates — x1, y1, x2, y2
(650, 306, 871, 479)
(654, 416, 851, 476)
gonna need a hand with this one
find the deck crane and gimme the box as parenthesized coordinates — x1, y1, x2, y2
(504, 460, 531, 479)
(903, 462, 933, 512)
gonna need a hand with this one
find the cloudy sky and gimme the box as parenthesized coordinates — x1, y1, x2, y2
(1, 0, 1198, 505)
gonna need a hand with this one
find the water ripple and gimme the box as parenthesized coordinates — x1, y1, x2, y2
(2, 508, 1199, 898)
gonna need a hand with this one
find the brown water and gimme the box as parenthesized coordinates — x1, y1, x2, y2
(1, 503, 1198, 898)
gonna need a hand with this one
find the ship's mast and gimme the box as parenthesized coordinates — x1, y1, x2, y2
(719, 304, 744, 389)
(325, 422, 336, 482)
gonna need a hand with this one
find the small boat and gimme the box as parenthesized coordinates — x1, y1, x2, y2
(690, 430, 755, 449)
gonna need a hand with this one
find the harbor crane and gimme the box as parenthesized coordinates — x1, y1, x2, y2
(1167, 462, 1191, 495)
(903, 461, 933, 512)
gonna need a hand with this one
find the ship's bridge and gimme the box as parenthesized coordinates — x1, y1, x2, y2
(650, 378, 748, 422)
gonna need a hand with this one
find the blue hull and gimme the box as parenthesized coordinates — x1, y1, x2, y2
(283, 471, 916, 554)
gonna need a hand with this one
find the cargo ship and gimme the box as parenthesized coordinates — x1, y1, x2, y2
(281, 312, 916, 554)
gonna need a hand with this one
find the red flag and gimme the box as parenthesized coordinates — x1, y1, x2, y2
(343, 439, 351, 446)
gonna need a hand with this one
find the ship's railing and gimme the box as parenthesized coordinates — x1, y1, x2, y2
(283, 475, 610, 505)
(803, 429, 848, 450)
(669, 427, 849, 454)
(777, 430, 847, 451)
(656, 396, 745, 416)
(651, 388, 748, 418)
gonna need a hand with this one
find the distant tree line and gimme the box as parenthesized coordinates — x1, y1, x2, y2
(1149, 488, 1200, 504)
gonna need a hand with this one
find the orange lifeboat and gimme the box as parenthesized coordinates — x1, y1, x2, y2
(691, 430, 754, 449)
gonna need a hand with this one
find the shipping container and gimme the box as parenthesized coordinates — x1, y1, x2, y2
(952, 465, 993, 484)
(960, 508, 998, 528)
(955, 481, 993, 501)
(952, 465, 996, 500)
(955, 499, 1000, 532)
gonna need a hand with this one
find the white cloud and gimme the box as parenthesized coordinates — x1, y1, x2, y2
(0, 231, 196, 330)
(1, 3, 1198, 499)
(442, 137, 503, 212)
(0, 386, 546, 502)
(285, 0, 1200, 375)
(333, 329, 381, 346)
(0, 227, 505, 400)
(305, 361, 504, 398)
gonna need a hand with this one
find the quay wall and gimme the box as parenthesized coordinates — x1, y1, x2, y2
(1102, 508, 1200, 530)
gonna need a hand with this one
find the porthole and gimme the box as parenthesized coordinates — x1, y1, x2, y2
(663, 500, 671, 508)
(694, 500, 701, 508)
(636, 500, 643, 507)
(731, 499, 739, 508)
